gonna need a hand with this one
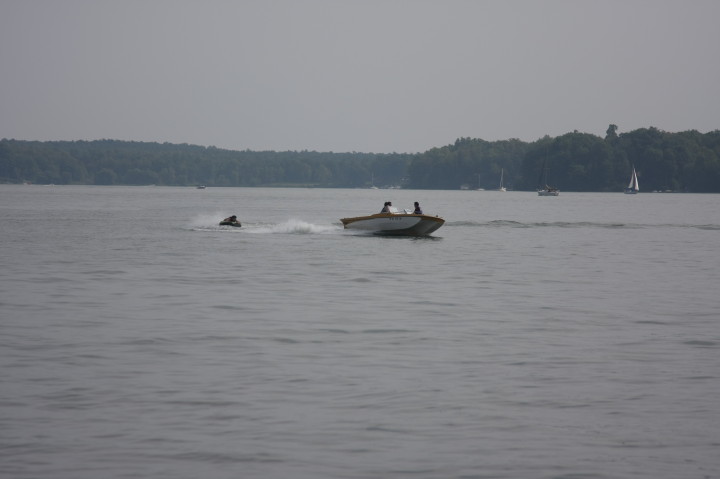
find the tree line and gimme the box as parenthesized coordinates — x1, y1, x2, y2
(0, 139, 411, 188)
(2, 126, 720, 192)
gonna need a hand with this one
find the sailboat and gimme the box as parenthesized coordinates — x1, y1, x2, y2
(624, 166, 639, 194)
(497, 168, 506, 192)
(537, 158, 559, 196)
(370, 172, 378, 189)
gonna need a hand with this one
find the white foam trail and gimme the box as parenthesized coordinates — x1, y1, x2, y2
(248, 218, 341, 234)
(190, 214, 342, 234)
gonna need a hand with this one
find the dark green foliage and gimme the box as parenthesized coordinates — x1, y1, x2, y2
(0, 139, 412, 188)
(407, 138, 529, 190)
(520, 133, 616, 192)
(407, 127, 720, 192)
(2, 126, 720, 191)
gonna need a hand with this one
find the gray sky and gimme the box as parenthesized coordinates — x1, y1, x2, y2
(2, 0, 719, 153)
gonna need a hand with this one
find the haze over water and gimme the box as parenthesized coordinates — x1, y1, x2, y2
(2, 185, 719, 479)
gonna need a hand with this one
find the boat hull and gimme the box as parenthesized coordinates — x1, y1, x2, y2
(340, 213, 444, 236)
(537, 189, 559, 196)
(219, 221, 242, 227)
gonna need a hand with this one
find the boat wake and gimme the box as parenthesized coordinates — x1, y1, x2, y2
(449, 220, 720, 230)
(247, 219, 340, 235)
(190, 215, 341, 234)
(450, 220, 630, 228)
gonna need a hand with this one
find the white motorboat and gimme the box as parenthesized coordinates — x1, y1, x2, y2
(340, 207, 444, 236)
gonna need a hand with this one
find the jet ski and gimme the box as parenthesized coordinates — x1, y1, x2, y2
(219, 215, 241, 227)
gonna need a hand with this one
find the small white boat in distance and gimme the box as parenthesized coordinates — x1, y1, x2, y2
(340, 207, 445, 236)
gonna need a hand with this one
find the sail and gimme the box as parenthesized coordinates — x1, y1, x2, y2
(625, 167, 639, 194)
(627, 168, 639, 191)
(633, 169, 639, 191)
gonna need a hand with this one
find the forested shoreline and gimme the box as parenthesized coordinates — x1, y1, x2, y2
(2, 126, 720, 192)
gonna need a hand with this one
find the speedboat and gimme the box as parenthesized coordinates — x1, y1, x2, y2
(340, 207, 444, 236)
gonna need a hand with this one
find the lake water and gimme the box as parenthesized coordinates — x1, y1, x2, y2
(2, 185, 719, 479)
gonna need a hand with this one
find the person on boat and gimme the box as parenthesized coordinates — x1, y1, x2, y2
(413, 202, 423, 214)
(381, 202, 392, 213)
(223, 215, 238, 223)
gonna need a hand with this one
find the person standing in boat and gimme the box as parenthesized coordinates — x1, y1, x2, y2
(413, 202, 423, 214)
(381, 202, 392, 213)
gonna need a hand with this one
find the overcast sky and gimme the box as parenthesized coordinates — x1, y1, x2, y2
(2, 0, 719, 153)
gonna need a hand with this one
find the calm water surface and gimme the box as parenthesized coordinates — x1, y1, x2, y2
(2, 185, 719, 479)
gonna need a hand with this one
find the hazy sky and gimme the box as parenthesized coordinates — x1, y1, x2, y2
(2, 0, 719, 153)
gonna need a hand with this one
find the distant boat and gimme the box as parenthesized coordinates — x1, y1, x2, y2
(537, 158, 559, 196)
(475, 174, 484, 191)
(537, 187, 559, 196)
(624, 166, 639, 194)
(196, 185, 206, 189)
(370, 173, 378, 189)
(497, 168, 506, 192)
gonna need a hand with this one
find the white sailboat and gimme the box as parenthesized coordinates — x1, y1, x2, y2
(370, 172, 378, 189)
(497, 168, 506, 192)
(624, 166, 639, 194)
